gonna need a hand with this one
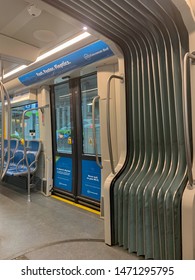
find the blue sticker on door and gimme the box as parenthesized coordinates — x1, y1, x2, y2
(54, 156, 72, 192)
(81, 160, 101, 201)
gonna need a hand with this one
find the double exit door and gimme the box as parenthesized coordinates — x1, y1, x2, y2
(51, 73, 101, 209)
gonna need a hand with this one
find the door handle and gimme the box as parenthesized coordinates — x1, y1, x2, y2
(92, 95, 103, 169)
(183, 52, 195, 188)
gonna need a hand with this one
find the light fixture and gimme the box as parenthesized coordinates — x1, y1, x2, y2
(35, 31, 90, 62)
(4, 65, 27, 79)
(4, 31, 91, 79)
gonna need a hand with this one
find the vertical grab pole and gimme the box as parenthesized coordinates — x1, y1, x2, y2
(106, 75, 124, 174)
(0, 61, 11, 180)
(183, 52, 195, 188)
(22, 104, 49, 202)
(0, 86, 4, 177)
(0, 61, 4, 178)
(1, 83, 11, 179)
(92, 95, 103, 169)
(22, 109, 30, 202)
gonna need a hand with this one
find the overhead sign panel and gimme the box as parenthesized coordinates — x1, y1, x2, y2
(18, 40, 114, 86)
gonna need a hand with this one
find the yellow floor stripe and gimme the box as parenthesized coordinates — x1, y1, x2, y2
(51, 195, 100, 215)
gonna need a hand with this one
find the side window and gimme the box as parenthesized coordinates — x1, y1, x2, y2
(11, 103, 40, 140)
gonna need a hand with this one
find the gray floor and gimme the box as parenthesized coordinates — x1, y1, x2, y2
(0, 183, 142, 260)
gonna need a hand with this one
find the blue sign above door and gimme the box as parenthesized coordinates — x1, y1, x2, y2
(18, 40, 114, 86)
(81, 159, 101, 201)
(54, 156, 72, 192)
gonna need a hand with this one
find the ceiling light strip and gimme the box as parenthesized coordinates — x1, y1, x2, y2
(4, 32, 91, 79)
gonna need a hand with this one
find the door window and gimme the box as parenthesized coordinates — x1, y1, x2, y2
(54, 82, 72, 154)
(81, 74, 101, 155)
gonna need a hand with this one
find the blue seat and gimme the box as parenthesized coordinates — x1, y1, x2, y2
(10, 139, 18, 155)
(0, 139, 8, 155)
(17, 141, 25, 151)
(6, 150, 25, 171)
(1, 139, 18, 167)
(6, 151, 37, 176)
(4, 139, 8, 151)
(6, 140, 41, 175)
(4, 139, 41, 202)
(27, 140, 41, 153)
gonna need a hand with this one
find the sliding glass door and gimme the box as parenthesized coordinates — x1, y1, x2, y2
(51, 73, 101, 209)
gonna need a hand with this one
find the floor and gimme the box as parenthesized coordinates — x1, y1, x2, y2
(0, 183, 142, 260)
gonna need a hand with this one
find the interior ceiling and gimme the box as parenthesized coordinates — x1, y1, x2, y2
(0, 0, 91, 75)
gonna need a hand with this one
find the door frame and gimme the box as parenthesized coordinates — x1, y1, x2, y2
(50, 72, 101, 209)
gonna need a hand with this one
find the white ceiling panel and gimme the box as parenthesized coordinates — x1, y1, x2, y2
(0, 0, 90, 77)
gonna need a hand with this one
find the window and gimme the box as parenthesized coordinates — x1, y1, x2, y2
(81, 74, 101, 155)
(54, 83, 72, 154)
(11, 103, 40, 140)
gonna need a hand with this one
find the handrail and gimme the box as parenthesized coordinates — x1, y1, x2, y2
(0, 82, 4, 177)
(183, 52, 195, 188)
(106, 74, 124, 174)
(0, 82, 11, 179)
(92, 95, 102, 169)
(22, 104, 49, 202)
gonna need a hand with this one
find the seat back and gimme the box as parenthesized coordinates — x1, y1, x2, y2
(27, 140, 41, 153)
(26, 152, 36, 169)
(13, 150, 24, 165)
(10, 139, 18, 157)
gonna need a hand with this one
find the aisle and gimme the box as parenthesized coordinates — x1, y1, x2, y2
(0, 184, 142, 260)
